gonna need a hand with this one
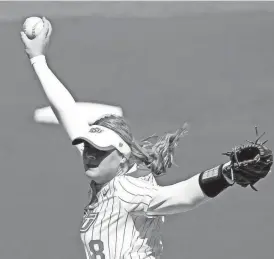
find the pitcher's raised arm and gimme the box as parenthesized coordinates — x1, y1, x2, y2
(20, 17, 89, 154)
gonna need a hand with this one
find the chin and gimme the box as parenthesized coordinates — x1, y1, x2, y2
(85, 167, 100, 179)
(84, 167, 106, 184)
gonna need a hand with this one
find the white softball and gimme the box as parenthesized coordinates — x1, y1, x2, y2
(23, 17, 44, 39)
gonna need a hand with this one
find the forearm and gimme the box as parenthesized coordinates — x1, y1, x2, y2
(147, 174, 208, 216)
(31, 55, 76, 110)
(30, 55, 89, 143)
(147, 163, 233, 216)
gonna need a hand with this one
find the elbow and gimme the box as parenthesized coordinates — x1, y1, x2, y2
(175, 196, 200, 211)
(157, 197, 200, 215)
(49, 95, 76, 111)
(167, 191, 206, 214)
(148, 181, 208, 215)
(180, 187, 207, 209)
(49, 99, 76, 116)
(184, 197, 202, 209)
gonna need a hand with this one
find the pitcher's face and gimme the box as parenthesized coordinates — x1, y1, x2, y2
(82, 142, 123, 184)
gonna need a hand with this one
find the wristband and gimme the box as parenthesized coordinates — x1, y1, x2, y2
(199, 164, 233, 198)
(30, 55, 46, 65)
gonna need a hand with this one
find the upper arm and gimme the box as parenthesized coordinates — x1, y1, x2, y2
(114, 176, 187, 217)
(116, 174, 208, 217)
(147, 175, 208, 216)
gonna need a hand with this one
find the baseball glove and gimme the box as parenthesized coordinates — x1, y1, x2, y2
(222, 127, 273, 191)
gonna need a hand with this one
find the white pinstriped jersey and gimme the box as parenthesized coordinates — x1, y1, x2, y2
(80, 171, 164, 259)
(32, 55, 207, 259)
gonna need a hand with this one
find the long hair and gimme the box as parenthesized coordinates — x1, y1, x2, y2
(85, 114, 188, 207)
(93, 114, 188, 176)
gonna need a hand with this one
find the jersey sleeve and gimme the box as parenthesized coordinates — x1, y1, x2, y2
(114, 175, 159, 216)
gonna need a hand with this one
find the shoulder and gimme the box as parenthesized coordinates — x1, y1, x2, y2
(115, 175, 151, 186)
(114, 175, 158, 194)
(125, 165, 159, 186)
(139, 173, 158, 186)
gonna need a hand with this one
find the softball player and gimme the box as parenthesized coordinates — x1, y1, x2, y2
(20, 18, 239, 259)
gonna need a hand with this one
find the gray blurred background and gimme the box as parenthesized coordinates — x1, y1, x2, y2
(0, 2, 274, 259)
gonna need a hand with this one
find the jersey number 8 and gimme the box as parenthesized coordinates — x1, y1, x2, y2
(89, 240, 105, 259)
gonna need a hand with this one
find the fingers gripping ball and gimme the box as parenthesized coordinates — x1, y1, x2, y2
(23, 17, 44, 39)
(222, 127, 273, 191)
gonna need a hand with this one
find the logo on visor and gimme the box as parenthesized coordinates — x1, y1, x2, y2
(89, 127, 103, 133)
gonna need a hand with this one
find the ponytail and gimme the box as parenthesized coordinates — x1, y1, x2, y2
(132, 123, 189, 176)
(93, 115, 188, 176)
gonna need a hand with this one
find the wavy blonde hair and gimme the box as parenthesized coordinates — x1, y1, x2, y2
(85, 114, 188, 207)
(93, 114, 188, 176)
